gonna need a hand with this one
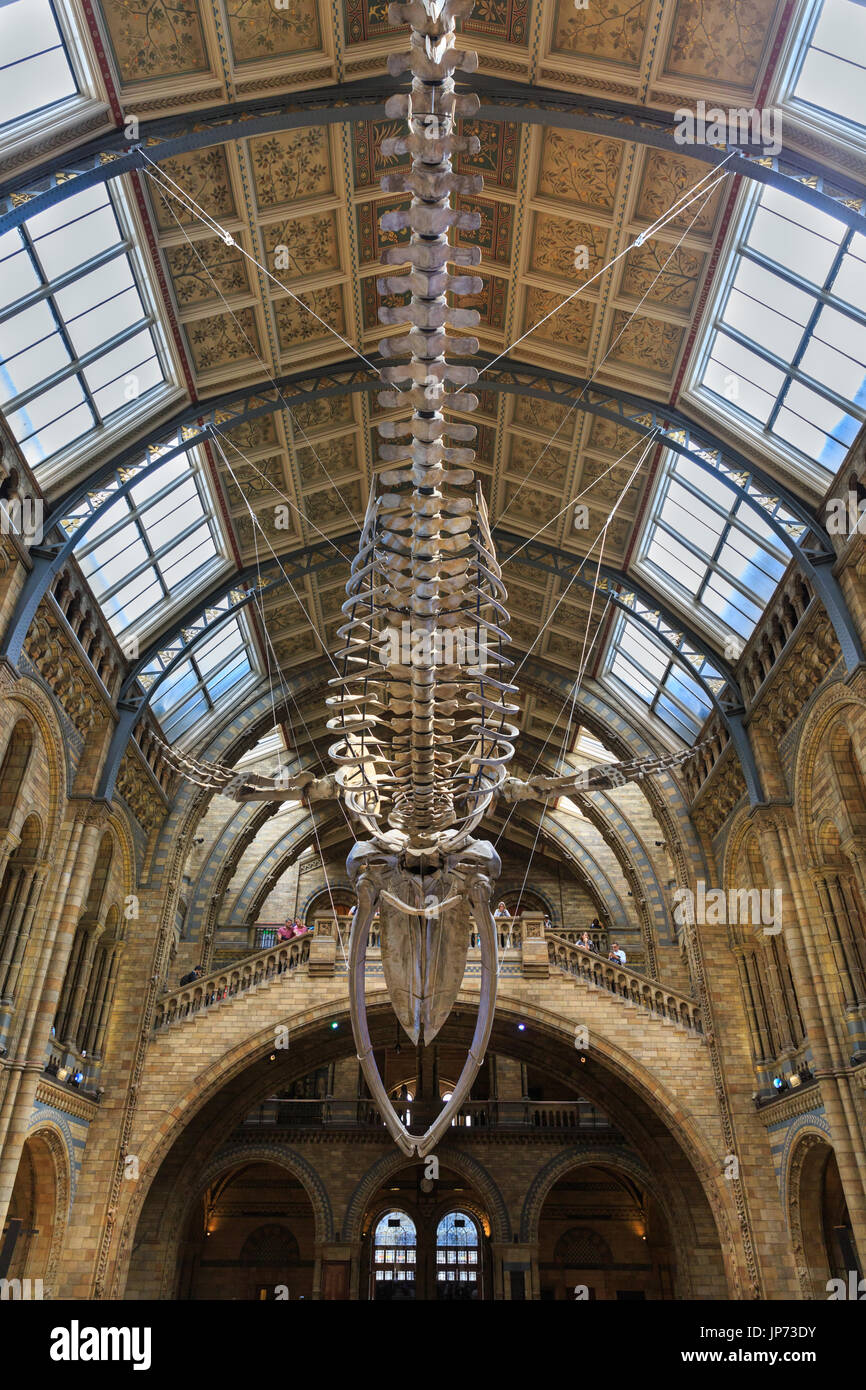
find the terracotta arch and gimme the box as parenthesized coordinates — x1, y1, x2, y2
(0, 684, 67, 853)
(794, 686, 866, 866)
(9, 1123, 71, 1297)
(126, 1140, 334, 1299)
(785, 1130, 846, 1300)
(108, 989, 741, 1298)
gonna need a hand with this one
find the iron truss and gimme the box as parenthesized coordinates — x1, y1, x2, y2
(95, 518, 762, 803)
(5, 356, 858, 678)
(1, 78, 864, 236)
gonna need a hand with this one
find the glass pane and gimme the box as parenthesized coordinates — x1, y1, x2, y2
(721, 283, 806, 361)
(33, 203, 121, 280)
(60, 279, 141, 356)
(93, 354, 162, 419)
(832, 246, 866, 314)
(7, 385, 92, 464)
(83, 329, 154, 393)
(794, 0, 866, 128)
(0, 302, 68, 399)
(0, 233, 39, 310)
(800, 306, 866, 403)
(0, 0, 77, 128)
(746, 203, 839, 285)
(707, 334, 787, 399)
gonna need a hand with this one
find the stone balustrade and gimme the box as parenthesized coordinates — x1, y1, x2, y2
(547, 934, 703, 1033)
(236, 1098, 618, 1134)
(153, 936, 310, 1031)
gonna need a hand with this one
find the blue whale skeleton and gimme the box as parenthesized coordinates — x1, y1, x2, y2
(166, 0, 699, 1156)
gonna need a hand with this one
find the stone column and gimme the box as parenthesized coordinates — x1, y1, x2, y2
(63, 920, 103, 1051)
(0, 808, 104, 1226)
(1, 863, 48, 1007)
(0, 830, 21, 893)
(814, 872, 861, 1006)
(0, 862, 30, 1003)
(761, 934, 796, 1058)
(732, 945, 771, 1067)
(766, 815, 866, 1260)
(91, 944, 123, 1060)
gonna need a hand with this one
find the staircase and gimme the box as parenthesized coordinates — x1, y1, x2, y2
(546, 934, 704, 1035)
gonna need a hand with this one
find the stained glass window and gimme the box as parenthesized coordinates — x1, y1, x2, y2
(436, 1211, 480, 1284)
(373, 1212, 417, 1283)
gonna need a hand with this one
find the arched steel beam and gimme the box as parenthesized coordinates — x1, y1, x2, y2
(96, 517, 761, 802)
(2, 77, 864, 234)
(8, 357, 854, 674)
(44, 356, 841, 556)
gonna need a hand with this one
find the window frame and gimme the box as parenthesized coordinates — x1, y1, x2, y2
(73, 443, 235, 649)
(682, 178, 865, 492)
(601, 611, 714, 745)
(775, 0, 866, 155)
(0, 0, 113, 170)
(1, 174, 187, 488)
(632, 447, 791, 648)
(144, 606, 260, 748)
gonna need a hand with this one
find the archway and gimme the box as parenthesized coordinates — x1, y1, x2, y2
(176, 1160, 316, 1300)
(4, 1129, 68, 1292)
(790, 1138, 858, 1298)
(537, 1161, 675, 1300)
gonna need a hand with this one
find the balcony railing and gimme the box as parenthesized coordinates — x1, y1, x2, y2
(237, 1098, 617, 1134)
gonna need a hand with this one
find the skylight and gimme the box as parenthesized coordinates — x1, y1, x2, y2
(0, 0, 77, 130)
(0, 184, 167, 467)
(636, 450, 789, 643)
(603, 614, 714, 744)
(789, 0, 866, 132)
(74, 451, 227, 638)
(142, 614, 258, 744)
(690, 183, 866, 472)
(236, 726, 288, 767)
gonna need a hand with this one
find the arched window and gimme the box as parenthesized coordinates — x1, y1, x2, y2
(372, 1210, 416, 1291)
(436, 1210, 480, 1295)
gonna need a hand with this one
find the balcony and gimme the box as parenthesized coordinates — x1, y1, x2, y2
(235, 1098, 619, 1137)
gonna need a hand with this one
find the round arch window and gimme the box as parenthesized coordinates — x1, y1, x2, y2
(436, 1210, 480, 1297)
(372, 1210, 416, 1293)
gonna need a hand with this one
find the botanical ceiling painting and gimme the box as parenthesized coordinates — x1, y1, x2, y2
(225, 0, 322, 63)
(662, 0, 784, 88)
(100, 0, 210, 83)
(551, 0, 653, 67)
